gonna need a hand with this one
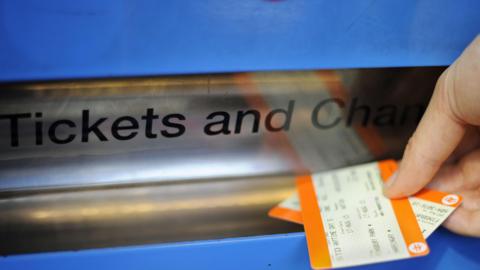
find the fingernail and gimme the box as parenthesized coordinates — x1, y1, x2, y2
(384, 172, 398, 190)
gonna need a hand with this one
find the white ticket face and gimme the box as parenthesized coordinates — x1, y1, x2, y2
(293, 160, 433, 269)
(409, 193, 461, 238)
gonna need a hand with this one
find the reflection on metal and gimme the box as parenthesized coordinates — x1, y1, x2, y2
(0, 68, 444, 255)
(0, 176, 300, 255)
(27, 188, 293, 222)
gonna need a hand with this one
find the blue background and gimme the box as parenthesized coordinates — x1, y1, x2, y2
(1, 228, 479, 270)
(1, 0, 479, 82)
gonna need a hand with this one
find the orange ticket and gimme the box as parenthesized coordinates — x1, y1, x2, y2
(281, 160, 449, 269)
(270, 188, 461, 239)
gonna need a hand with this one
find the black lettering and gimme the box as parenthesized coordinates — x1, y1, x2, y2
(161, 114, 186, 138)
(235, 110, 260, 134)
(373, 105, 397, 126)
(311, 98, 345, 129)
(35, 112, 43, 145)
(347, 98, 370, 126)
(141, 108, 159, 139)
(111, 116, 139, 140)
(265, 100, 295, 132)
(48, 120, 76, 144)
(400, 104, 425, 125)
(82, 110, 108, 142)
(0, 113, 31, 147)
(204, 111, 231, 135)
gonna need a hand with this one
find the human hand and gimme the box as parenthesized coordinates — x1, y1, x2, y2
(384, 36, 480, 237)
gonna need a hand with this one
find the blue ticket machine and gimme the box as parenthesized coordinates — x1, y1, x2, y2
(0, 1, 479, 269)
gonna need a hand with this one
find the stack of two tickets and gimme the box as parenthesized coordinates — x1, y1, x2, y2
(269, 160, 462, 269)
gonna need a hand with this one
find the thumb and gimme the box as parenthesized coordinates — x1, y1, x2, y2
(384, 37, 480, 198)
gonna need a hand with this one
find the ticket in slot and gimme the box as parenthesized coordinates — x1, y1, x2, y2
(289, 160, 438, 269)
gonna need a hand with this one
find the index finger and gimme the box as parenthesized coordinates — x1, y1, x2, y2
(384, 67, 466, 198)
(384, 35, 480, 198)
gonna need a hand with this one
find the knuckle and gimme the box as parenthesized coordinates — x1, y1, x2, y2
(437, 67, 464, 123)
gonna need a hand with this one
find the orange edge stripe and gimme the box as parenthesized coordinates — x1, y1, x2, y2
(268, 206, 303, 224)
(378, 160, 430, 257)
(296, 175, 332, 269)
(269, 189, 463, 226)
(414, 189, 463, 208)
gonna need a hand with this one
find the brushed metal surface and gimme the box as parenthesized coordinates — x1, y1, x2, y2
(0, 176, 301, 255)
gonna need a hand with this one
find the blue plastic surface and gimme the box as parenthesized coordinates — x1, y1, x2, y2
(1, 228, 479, 270)
(1, 0, 479, 82)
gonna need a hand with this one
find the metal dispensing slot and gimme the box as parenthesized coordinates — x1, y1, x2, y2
(0, 68, 443, 255)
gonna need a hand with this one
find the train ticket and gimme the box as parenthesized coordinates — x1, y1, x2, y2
(270, 188, 461, 239)
(271, 160, 461, 269)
